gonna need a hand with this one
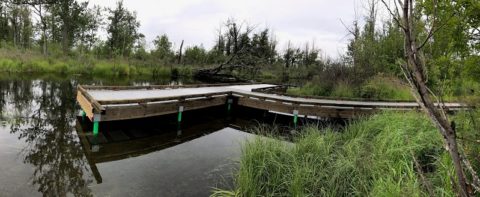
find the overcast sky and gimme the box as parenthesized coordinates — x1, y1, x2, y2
(92, 0, 370, 58)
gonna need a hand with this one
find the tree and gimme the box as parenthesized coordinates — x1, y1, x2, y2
(152, 34, 173, 61)
(184, 45, 207, 65)
(15, 0, 55, 55)
(2, 3, 32, 48)
(106, 0, 141, 57)
(302, 42, 319, 67)
(177, 39, 183, 64)
(251, 28, 277, 65)
(48, 0, 88, 53)
(381, 0, 479, 196)
(77, 5, 102, 53)
(207, 29, 227, 64)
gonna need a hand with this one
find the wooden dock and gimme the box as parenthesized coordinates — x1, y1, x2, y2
(77, 83, 465, 124)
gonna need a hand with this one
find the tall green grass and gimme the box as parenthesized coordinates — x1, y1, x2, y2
(214, 112, 472, 196)
(0, 57, 193, 77)
(359, 74, 413, 100)
(287, 74, 414, 101)
(0, 49, 194, 77)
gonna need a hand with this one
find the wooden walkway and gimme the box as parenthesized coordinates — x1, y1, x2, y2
(77, 83, 465, 123)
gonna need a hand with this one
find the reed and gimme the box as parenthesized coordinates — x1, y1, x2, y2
(213, 111, 479, 196)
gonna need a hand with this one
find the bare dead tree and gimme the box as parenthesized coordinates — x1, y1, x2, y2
(380, 0, 474, 196)
(177, 39, 183, 64)
(194, 20, 256, 82)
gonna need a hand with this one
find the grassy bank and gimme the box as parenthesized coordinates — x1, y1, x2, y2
(286, 73, 480, 102)
(287, 74, 415, 101)
(214, 111, 479, 196)
(0, 48, 195, 78)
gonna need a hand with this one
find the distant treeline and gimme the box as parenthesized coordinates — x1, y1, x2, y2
(0, 0, 321, 68)
(0, 0, 479, 99)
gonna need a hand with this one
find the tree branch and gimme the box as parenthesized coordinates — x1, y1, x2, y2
(380, 0, 406, 30)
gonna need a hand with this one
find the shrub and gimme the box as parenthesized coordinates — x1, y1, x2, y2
(330, 81, 355, 98)
(360, 74, 413, 100)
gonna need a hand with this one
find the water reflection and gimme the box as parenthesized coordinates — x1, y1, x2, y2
(0, 75, 243, 196)
(6, 78, 93, 196)
(75, 112, 230, 185)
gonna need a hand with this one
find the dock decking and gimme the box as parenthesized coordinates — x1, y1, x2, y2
(77, 83, 465, 123)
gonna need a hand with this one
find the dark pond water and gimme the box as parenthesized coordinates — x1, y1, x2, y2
(0, 74, 333, 196)
(0, 75, 265, 197)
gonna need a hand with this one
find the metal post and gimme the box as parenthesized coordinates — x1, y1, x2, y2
(178, 106, 184, 123)
(93, 113, 100, 136)
(227, 98, 233, 112)
(293, 110, 299, 129)
(81, 110, 86, 122)
(177, 106, 184, 136)
(177, 124, 182, 136)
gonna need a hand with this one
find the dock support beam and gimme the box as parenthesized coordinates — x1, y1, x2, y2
(93, 113, 100, 136)
(178, 106, 184, 123)
(293, 110, 299, 129)
(81, 110, 86, 122)
(177, 106, 184, 136)
(227, 98, 233, 112)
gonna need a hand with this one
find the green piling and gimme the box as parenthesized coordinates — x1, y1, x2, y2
(177, 124, 182, 136)
(93, 121, 99, 136)
(178, 106, 184, 123)
(81, 110, 86, 122)
(227, 98, 233, 112)
(93, 113, 100, 136)
(293, 110, 299, 128)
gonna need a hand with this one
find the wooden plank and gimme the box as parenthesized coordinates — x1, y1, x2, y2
(76, 83, 468, 122)
(97, 91, 230, 105)
(81, 83, 255, 91)
(77, 90, 95, 121)
(78, 85, 105, 113)
(235, 91, 465, 110)
(239, 97, 380, 119)
(101, 96, 227, 121)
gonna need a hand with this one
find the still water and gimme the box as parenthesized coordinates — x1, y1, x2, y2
(0, 75, 272, 196)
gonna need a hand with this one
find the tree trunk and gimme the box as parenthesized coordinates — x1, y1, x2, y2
(178, 40, 183, 64)
(42, 24, 47, 56)
(62, 24, 68, 54)
(399, 0, 468, 196)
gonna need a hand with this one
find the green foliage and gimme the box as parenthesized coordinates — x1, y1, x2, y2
(152, 34, 174, 60)
(451, 109, 480, 177)
(216, 112, 471, 196)
(106, 0, 142, 57)
(183, 46, 207, 65)
(0, 49, 197, 78)
(287, 74, 413, 101)
(287, 82, 329, 97)
(360, 74, 413, 100)
(48, 0, 90, 52)
(330, 81, 355, 98)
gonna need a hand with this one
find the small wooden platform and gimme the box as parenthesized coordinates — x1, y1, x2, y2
(77, 83, 466, 122)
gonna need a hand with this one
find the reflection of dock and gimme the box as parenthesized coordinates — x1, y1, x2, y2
(75, 113, 229, 184)
(77, 83, 465, 124)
